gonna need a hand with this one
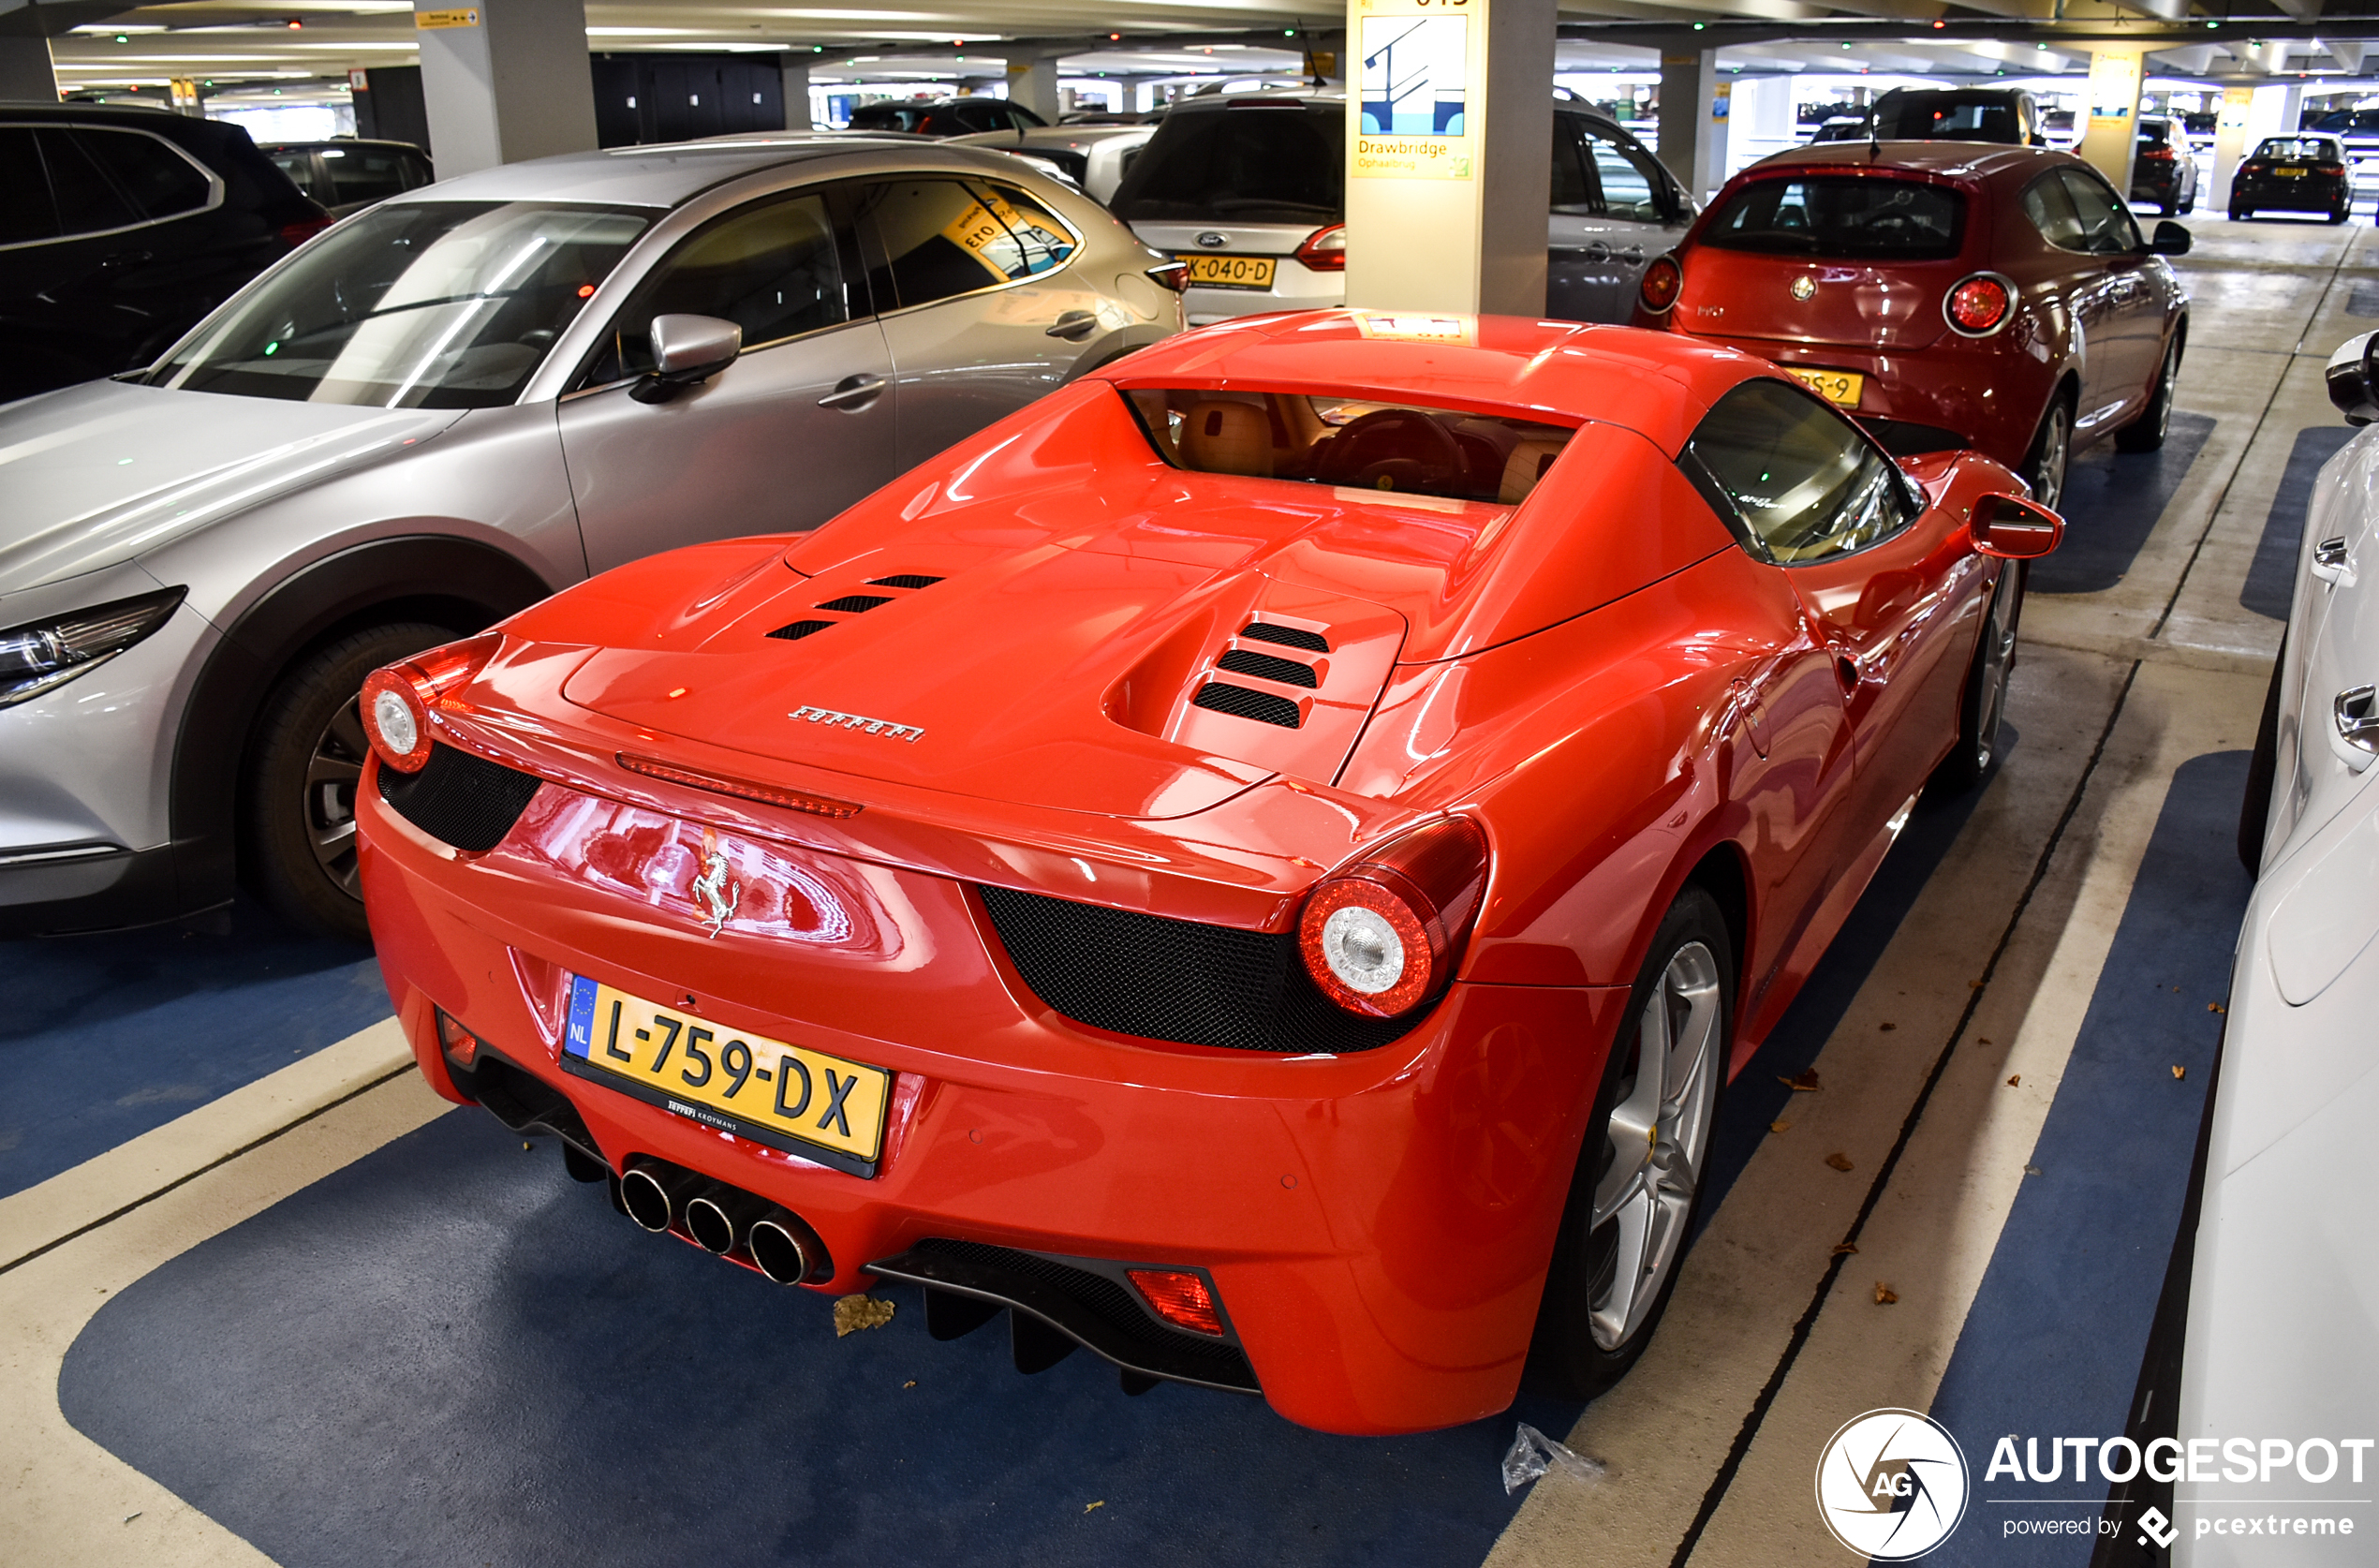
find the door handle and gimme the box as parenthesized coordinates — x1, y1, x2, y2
(1619, 245, 1645, 263)
(817, 373, 886, 410)
(98, 249, 154, 273)
(1583, 241, 1612, 262)
(2331, 684, 2379, 772)
(1044, 310, 1099, 341)
(2313, 535, 2357, 588)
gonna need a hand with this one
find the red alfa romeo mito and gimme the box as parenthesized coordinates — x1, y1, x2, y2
(356, 311, 2061, 1434)
(1633, 142, 2191, 511)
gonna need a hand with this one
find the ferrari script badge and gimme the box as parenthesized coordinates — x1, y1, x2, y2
(691, 850, 740, 938)
(1790, 274, 1817, 302)
(790, 703, 924, 742)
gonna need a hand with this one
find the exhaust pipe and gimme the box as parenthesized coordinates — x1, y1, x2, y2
(748, 1211, 827, 1285)
(619, 1158, 699, 1234)
(684, 1188, 767, 1255)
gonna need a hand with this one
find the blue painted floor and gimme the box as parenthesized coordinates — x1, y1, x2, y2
(61, 1107, 1584, 1568)
(1925, 751, 2252, 1567)
(0, 895, 387, 1198)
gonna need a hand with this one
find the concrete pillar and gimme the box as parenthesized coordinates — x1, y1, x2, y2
(1657, 49, 1729, 202)
(415, 0, 598, 179)
(779, 56, 811, 129)
(1344, 0, 1555, 316)
(1006, 53, 1059, 123)
(2075, 45, 2147, 196)
(0, 36, 55, 100)
(2209, 85, 2255, 209)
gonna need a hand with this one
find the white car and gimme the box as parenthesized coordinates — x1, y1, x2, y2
(948, 123, 1157, 205)
(2180, 331, 2379, 1562)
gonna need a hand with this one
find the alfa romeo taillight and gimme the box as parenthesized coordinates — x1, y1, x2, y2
(1639, 253, 1682, 314)
(1298, 816, 1489, 1018)
(1294, 223, 1347, 273)
(1943, 273, 2015, 337)
(361, 632, 501, 774)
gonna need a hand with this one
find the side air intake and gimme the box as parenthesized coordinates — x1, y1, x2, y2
(377, 743, 543, 851)
(1192, 682, 1301, 729)
(867, 574, 944, 589)
(767, 619, 834, 640)
(1238, 621, 1328, 653)
(1216, 648, 1318, 688)
(814, 594, 893, 614)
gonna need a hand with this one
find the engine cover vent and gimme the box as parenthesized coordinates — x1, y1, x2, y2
(1239, 621, 1328, 654)
(767, 619, 835, 641)
(1191, 682, 1300, 729)
(815, 594, 893, 614)
(866, 574, 944, 590)
(1216, 648, 1318, 688)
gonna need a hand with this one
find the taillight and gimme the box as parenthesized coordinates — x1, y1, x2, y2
(1145, 259, 1190, 293)
(1638, 253, 1682, 314)
(1127, 1269, 1225, 1336)
(1298, 816, 1489, 1018)
(436, 1009, 481, 1070)
(1293, 222, 1346, 273)
(2141, 145, 2176, 162)
(1943, 272, 2015, 337)
(277, 213, 333, 247)
(360, 632, 501, 774)
(2241, 162, 2266, 173)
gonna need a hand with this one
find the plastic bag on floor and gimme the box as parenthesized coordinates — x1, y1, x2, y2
(1500, 1422, 1608, 1496)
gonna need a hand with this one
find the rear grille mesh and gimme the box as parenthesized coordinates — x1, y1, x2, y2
(1192, 682, 1301, 728)
(814, 594, 893, 614)
(767, 619, 835, 641)
(910, 1238, 1255, 1383)
(977, 884, 1418, 1054)
(377, 744, 543, 852)
(866, 574, 943, 589)
(1216, 648, 1318, 688)
(1239, 621, 1329, 653)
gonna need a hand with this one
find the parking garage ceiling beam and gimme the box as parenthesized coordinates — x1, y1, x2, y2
(1558, 13, 2379, 47)
(0, 0, 133, 37)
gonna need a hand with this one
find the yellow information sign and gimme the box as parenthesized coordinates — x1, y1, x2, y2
(1352, 0, 1474, 182)
(416, 7, 480, 30)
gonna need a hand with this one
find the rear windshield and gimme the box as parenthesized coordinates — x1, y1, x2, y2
(2255, 138, 2342, 162)
(1109, 104, 1343, 225)
(1701, 175, 1965, 261)
(1124, 387, 1574, 505)
(2136, 120, 2172, 147)
(1873, 93, 2022, 143)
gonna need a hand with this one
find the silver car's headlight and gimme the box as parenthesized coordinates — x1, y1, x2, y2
(0, 587, 185, 711)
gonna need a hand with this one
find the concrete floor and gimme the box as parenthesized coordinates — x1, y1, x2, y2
(0, 216, 2360, 1567)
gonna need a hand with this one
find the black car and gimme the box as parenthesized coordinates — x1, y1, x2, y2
(845, 96, 1046, 137)
(0, 104, 328, 403)
(1868, 86, 2045, 146)
(2128, 115, 2198, 215)
(2230, 135, 2352, 224)
(260, 138, 432, 218)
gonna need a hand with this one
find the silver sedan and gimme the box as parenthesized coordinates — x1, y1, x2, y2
(0, 132, 1182, 940)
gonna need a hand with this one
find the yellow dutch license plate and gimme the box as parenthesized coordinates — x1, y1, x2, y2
(561, 976, 891, 1176)
(1179, 253, 1277, 290)
(1787, 366, 1865, 408)
(2279, 167, 2308, 177)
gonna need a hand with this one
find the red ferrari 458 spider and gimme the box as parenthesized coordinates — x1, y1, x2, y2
(357, 310, 2061, 1435)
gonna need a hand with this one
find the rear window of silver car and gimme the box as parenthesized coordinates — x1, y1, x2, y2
(147, 200, 650, 407)
(1701, 175, 1965, 262)
(1124, 387, 1574, 505)
(1109, 103, 1342, 226)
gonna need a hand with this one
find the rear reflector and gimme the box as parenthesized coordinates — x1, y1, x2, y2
(436, 1009, 480, 1069)
(616, 753, 863, 819)
(1127, 1268, 1226, 1336)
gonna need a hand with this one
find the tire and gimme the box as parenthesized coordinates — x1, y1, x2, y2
(2021, 394, 2074, 510)
(2115, 335, 2180, 453)
(1934, 561, 2023, 792)
(2332, 205, 2352, 227)
(2238, 634, 2286, 875)
(1526, 887, 1732, 1399)
(241, 620, 453, 940)
(2229, 204, 2248, 222)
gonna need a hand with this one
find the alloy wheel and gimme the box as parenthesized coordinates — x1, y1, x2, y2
(1971, 568, 2019, 773)
(1588, 939, 1722, 1352)
(303, 694, 372, 900)
(2028, 404, 2071, 511)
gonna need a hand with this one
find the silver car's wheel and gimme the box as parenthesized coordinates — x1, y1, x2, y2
(1588, 939, 1722, 1351)
(1528, 887, 1734, 1398)
(304, 696, 373, 898)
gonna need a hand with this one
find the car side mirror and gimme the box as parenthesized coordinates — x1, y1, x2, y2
(631, 313, 742, 405)
(2149, 220, 2191, 256)
(1972, 493, 2063, 559)
(2327, 331, 2379, 425)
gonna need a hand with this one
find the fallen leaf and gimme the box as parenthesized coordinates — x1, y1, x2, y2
(1825, 1151, 1855, 1172)
(522, 1142, 533, 1152)
(2171, 1065, 2186, 1080)
(903, 1380, 916, 1389)
(2023, 1162, 2043, 1176)
(2006, 1074, 2021, 1087)
(1969, 979, 1985, 990)
(2208, 1001, 2226, 1014)
(1832, 1242, 1859, 1256)
(1873, 1282, 1899, 1305)
(834, 1294, 896, 1337)
(1770, 1120, 1792, 1133)
(1778, 1069, 1823, 1092)
(1086, 1501, 1105, 1514)
(1879, 1022, 1897, 1032)
(1978, 1037, 1992, 1046)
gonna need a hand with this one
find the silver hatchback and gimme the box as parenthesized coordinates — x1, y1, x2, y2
(0, 132, 1182, 939)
